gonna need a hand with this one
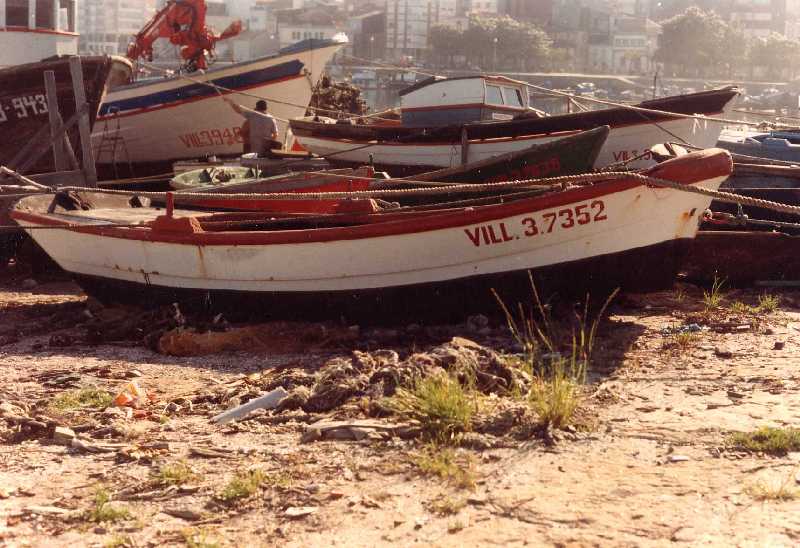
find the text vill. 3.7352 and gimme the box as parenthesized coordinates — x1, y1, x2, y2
(463, 200, 607, 248)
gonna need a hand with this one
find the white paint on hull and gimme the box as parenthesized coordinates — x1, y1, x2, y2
(21, 175, 725, 293)
(297, 116, 724, 170)
(93, 44, 342, 165)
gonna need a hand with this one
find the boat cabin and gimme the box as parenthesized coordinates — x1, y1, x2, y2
(0, 0, 78, 67)
(399, 75, 531, 127)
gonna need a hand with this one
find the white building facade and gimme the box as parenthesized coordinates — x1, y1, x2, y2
(385, 0, 457, 61)
(79, 0, 155, 55)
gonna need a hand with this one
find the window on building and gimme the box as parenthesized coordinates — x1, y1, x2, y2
(6, 0, 29, 27)
(486, 84, 503, 105)
(36, 0, 56, 30)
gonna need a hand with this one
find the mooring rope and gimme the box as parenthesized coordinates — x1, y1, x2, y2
(44, 170, 800, 218)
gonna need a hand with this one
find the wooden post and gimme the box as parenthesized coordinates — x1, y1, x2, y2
(69, 56, 98, 188)
(44, 71, 68, 172)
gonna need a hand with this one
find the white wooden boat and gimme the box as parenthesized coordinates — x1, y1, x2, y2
(93, 38, 346, 170)
(12, 148, 732, 321)
(290, 77, 738, 172)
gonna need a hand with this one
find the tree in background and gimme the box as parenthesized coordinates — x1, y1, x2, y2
(654, 7, 731, 78)
(428, 15, 552, 72)
(749, 33, 800, 80)
(428, 24, 463, 68)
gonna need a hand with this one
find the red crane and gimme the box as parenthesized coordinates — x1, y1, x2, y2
(127, 0, 242, 72)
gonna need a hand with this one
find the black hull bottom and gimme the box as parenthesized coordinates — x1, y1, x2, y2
(72, 239, 692, 324)
(683, 231, 800, 285)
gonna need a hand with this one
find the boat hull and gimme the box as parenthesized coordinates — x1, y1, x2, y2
(291, 88, 738, 171)
(14, 149, 731, 321)
(0, 55, 120, 174)
(69, 238, 691, 322)
(296, 115, 726, 172)
(94, 41, 344, 169)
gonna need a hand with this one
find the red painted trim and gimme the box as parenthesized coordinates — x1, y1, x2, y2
(403, 103, 525, 113)
(1, 26, 78, 37)
(12, 150, 732, 247)
(97, 73, 305, 121)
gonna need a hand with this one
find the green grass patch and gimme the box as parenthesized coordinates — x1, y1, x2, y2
(757, 293, 781, 313)
(702, 275, 727, 311)
(528, 357, 584, 430)
(414, 445, 477, 490)
(86, 487, 131, 523)
(152, 460, 196, 486)
(50, 387, 112, 413)
(729, 427, 800, 455)
(494, 273, 616, 430)
(216, 469, 266, 502)
(389, 372, 477, 444)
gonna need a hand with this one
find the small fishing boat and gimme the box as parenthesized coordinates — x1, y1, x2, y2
(170, 166, 258, 190)
(289, 76, 738, 173)
(717, 128, 800, 163)
(166, 126, 610, 214)
(12, 148, 731, 321)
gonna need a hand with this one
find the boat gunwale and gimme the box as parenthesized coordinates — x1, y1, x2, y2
(12, 149, 732, 247)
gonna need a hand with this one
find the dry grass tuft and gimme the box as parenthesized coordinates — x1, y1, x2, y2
(414, 445, 477, 490)
(427, 494, 467, 516)
(182, 528, 221, 548)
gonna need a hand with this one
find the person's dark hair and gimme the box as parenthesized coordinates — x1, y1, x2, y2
(255, 100, 268, 111)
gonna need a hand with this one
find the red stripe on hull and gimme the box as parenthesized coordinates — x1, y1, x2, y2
(12, 149, 732, 246)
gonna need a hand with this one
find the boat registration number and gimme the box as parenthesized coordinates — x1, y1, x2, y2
(464, 200, 607, 247)
(0, 94, 49, 123)
(179, 126, 244, 149)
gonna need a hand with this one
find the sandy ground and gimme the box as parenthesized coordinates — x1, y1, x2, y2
(1, 277, 800, 547)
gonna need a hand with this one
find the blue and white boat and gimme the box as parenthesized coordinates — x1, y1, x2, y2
(92, 37, 346, 169)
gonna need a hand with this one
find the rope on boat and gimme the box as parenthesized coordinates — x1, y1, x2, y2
(9, 173, 800, 233)
(46, 170, 800, 218)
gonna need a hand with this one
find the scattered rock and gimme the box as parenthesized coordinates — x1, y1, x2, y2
(52, 426, 75, 445)
(284, 506, 317, 518)
(458, 432, 494, 450)
(714, 347, 734, 359)
(163, 507, 203, 521)
(774, 341, 786, 350)
(668, 455, 690, 463)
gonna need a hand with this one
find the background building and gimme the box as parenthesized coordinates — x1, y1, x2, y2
(79, 0, 156, 55)
(385, 0, 457, 61)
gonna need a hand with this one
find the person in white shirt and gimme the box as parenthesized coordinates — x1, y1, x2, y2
(224, 97, 280, 156)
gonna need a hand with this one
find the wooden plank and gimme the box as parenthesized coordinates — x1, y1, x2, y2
(69, 57, 98, 188)
(10, 103, 88, 175)
(29, 169, 87, 187)
(44, 71, 68, 172)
